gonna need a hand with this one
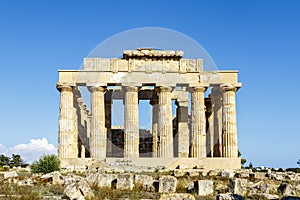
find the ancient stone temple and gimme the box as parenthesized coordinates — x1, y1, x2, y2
(56, 48, 242, 169)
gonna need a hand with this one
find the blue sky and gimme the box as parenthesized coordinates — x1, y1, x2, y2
(0, 1, 299, 167)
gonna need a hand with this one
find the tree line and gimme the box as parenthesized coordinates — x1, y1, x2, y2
(0, 154, 27, 167)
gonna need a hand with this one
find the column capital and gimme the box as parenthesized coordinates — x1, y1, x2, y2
(159, 86, 172, 92)
(56, 83, 73, 92)
(192, 86, 207, 92)
(88, 86, 106, 93)
(125, 86, 139, 92)
(220, 84, 237, 92)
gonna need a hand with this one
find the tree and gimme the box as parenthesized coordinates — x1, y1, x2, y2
(31, 154, 60, 174)
(249, 162, 253, 169)
(238, 150, 247, 166)
(0, 154, 10, 166)
(10, 154, 23, 167)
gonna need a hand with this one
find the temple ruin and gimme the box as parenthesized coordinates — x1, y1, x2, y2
(56, 48, 242, 169)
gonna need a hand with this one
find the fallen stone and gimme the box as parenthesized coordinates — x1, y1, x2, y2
(266, 172, 283, 181)
(249, 181, 269, 194)
(220, 170, 235, 178)
(158, 175, 177, 193)
(173, 170, 186, 177)
(86, 173, 117, 188)
(159, 193, 195, 200)
(77, 179, 94, 199)
(216, 193, 244, 200)
(278, 183, 292, 196)
(230, 178, 247, 196)
(41, 171, 64, 185)
(63, 174, 84, 186)
(116, 174, 134, 190)
(63, 183, 85, 200)
(194, 180, 214, 196)
(2, 171, 18, 179)
(135, 174, 154, 191)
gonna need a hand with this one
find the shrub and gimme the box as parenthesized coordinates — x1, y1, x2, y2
(31, 154, 60, 174)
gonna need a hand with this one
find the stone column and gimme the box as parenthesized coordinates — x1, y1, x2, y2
(124, 86, 139, 158)
(105, 99, 112, 157)
(221, 84, 238, 158)
(158, 86, 173, 158)
(191, 86, 207, 158)
(176, 100, 189, 158)
(150, 99, 159, 157)
(88, 86, 106, 159)
(210, 86, 223, 157)
(57, 84, 78, 158)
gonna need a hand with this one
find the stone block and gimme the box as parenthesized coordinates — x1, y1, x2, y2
(194, 180, 214, 196)
(249, 181, 269, 194)
(278, 183, 292, 196)
(2, 171, 18, 179)
(135, 174, 154, 191)
(230, 178, 247, 196)
(64, 183, 85, 200)
(158, 175, 177, 193)
(86, 173, 117, 188)
(116, 174, 134, 190)
(220, 170, 235, 178)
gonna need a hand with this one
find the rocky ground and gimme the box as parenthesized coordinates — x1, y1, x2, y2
(0, 167, 300, 200)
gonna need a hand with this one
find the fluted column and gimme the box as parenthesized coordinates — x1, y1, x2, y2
(150, 99, 159, 157)
(191, 86, 207, 158)
(158, 86, 173, 158)
(124, 86, 139, 158)
(211, 87, 223, 157)
(176, 100, 189, 158)
(105, 99, 112, 157)
(57, 84, 78, 159)
(221, 84, 238, 158)
(88, 86, 106, 158)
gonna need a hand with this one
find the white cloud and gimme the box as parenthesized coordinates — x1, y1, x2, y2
(0, 138, 57, 164)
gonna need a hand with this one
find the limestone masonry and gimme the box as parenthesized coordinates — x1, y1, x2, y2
(56, 48, 242, 169)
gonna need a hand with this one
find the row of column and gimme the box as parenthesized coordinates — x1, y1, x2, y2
(57, 84, 238, 159)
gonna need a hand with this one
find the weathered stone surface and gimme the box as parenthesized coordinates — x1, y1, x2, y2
(216, 193, 244, 200)
(63, 174, 83, 185)
(64, 183, 85, 200)
(116, 174, 134, 190)
(278, 183, 292, 196)
(86, 173, 117, 188)
(2, 171, 18, 179)
(159, 193, 195, 200)
(173, 170, 186, 177)
(195, 180, 214, 196)
(41, 171, 64, 185)
(249, 181, 269, 194)
(77, 179, 94, 199)
(220, 170, 235, 178)
(159, 175, 177, 193)
(229, 178, 247, 196)
(266, 172, 283, 181)
(64, 179, 94, 200)
(135, 174, 154, 191)
(17, 178, 34, 186)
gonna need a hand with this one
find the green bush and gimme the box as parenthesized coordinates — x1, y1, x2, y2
(30, 154, 60, 174)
